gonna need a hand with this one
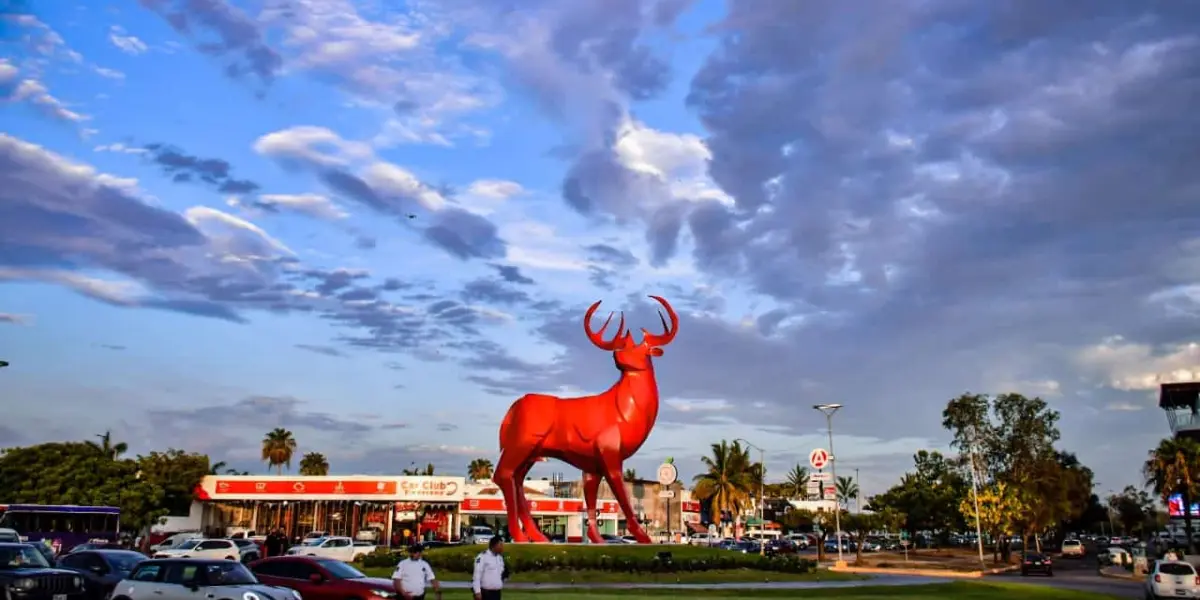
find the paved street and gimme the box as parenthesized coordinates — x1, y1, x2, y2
(986, 555, 1140, 598)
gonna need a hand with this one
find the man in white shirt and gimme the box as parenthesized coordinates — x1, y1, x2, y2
(392, 544, 441, 600)
(472, 535, 507, 600)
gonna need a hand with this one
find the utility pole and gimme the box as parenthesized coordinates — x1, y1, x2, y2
(735, 438, 766, 556)
(813, 404, 844, 565)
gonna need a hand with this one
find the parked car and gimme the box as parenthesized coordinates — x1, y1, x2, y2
(148, 534, 201, 555)
(111, 559, 300, 600)
(600, 534, 630, 544)
(466, 526, 494, 544)
(687, 533, 717, 546)
(1147, 560, 1200, 599)
(1060, 539, 1084, 558)
(65, 543, 123, 555)
(285, 537, 374, 562)
(249, 556, 396, 600)
(229, 540, 261, 563)
(152, 539, 240, 561)
(0, 543, 87, 600)
(1020, 552, 1053, 577)
(57, 549, 146, 600)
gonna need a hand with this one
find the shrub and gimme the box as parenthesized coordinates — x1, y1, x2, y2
(360, 544, 817, 574)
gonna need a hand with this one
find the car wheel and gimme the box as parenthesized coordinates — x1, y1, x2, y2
(225, 555, 236, 560)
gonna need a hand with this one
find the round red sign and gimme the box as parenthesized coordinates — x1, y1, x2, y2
(809, 448, 829, 470)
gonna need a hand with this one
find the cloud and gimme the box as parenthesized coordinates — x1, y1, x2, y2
(0, 313, 33, 325)
(138, 0, 282, 86)
(1076, 336, 1200, 392)
(0, 60, 89, 124)
(142, 143, 260, 194)
(254, 126, 507, 260)
(237, 194, 349, 221)
(108, 25, 148, 55)
(294, 344, 347, 358)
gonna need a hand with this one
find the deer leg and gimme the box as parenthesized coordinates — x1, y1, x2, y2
(493, 450, 530, 542)
(595, 429, 652, 544)
(582, 472, 605, 544)
(513, 461, 549, 543)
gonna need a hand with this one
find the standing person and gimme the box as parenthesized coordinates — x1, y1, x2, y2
(391, 544, 441, 600)
(266, 530, 282, 558)
(472, 536, 506, 600)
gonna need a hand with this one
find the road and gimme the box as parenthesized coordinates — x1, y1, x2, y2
(985, 554, 1140, 598)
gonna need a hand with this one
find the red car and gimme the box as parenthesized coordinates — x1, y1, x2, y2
(249, 556, 397, 600)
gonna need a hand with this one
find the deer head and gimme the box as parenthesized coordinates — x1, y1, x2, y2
(584, 295, 679, 372)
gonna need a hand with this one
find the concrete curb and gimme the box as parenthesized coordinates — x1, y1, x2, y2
(1097, 568, 1139, 581)
(829, 564, 1017, 579)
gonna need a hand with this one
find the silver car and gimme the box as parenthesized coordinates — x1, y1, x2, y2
(112, 559, 302, 600)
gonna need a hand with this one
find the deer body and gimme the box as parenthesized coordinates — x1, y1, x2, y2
(493, 296, 677, 544)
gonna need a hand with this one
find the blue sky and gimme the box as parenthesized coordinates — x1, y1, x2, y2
(3, 0, 1198, 500)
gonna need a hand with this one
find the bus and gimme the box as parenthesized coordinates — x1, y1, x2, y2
(0, 504, 121, 554)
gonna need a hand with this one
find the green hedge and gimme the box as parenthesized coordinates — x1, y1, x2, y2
(359, 544, 816, 574)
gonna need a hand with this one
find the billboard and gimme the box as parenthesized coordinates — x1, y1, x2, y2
(1167, 493, 1200, 518)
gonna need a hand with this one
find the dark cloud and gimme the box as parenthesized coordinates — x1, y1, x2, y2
(460, 278, 530, 306)
(138, 0, 282, 86)
(97, 344, 127, 351)
(143, 143, 259, 194)
(423, 208, 506, 260)
(148, 395, 373, 435)
(489, 264, 535, 285)
(294, 344, 346, 357)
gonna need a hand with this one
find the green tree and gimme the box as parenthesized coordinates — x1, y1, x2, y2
(836, 476, 859, 509)
(784, 464, 809, 499)
(261, 428, 297, 474)
(623, 468, 638, 482)
(867, 450, 967, 547)
(209, 461, 249, 475)
(841, 511, 879, 563)
(1144, 436, 1200, 552)
(1108, 485, 1153, 535)
(90, 431, 128, 460)
(692, 440, 754, 532)
(468, 458, 494, 481)
(402, 463, 435, 476)
(959, 480, 1024, 562)
(298, 452, 330, 476)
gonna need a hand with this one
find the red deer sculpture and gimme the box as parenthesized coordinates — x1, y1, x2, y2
(495, 295, 679, 544)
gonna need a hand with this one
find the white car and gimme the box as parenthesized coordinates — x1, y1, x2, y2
(1060, 539, 1084, 558)
(153, 539, 241, 560)
(688, 533, 717, 546)
(1148, 560, 1200, 599)
(466, 526, 495, 544)
(286, 536, 373, 561)
(150, 532, 202, 553)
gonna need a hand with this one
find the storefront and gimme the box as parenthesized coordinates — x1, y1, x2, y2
(192, 475, 465, 544)
(459, 480, 620, 541)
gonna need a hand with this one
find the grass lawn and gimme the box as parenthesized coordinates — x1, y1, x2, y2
(361, 566, 863, 583)
(360, 582, 1127, 599)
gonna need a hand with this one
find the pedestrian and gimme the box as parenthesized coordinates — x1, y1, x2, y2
(266, 530, 283, 558)
(472, 535, 507, 600)
(392, 544, 440, 600)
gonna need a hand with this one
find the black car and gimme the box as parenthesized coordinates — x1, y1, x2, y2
(56, 550, 146, 600)
(0, 543, 87, 600)
(1020, 552, 1053, 576)
(65, 544, 123, 555)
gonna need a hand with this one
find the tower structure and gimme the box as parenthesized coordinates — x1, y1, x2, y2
(1160, 382, 1200, 441)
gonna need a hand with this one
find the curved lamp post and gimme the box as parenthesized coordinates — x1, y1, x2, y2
(734, 438, 766, 556)
(813, 403, 843, 565)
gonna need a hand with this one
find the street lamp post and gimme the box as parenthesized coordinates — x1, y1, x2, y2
(734, 438, 766, 557)
(813, 404, 844, 565)
(966, 429, 986, 569)
(854, 468, 860, 514)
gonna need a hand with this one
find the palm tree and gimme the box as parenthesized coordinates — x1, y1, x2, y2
(299, 452, 330, 476)
(1144, 436, 1200, 551)
(693, 440, 754, 534)
(623, 468, 639, 482)
(836, 476, 860, 510)
(785, 464, 809, 498)
(403, 463, 435, 476)
(261, 428, 297, 474)
(468, 458, 494, 481)
(89, 431, 128, 460)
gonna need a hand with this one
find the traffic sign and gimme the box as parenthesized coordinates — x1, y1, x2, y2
(659, 490, 675, 498)
(823, 485, 836, 498)
(809, 448, 830, 470)
(809, 472, 832, 482)
(806, 481, 821, 493)
(657, 462, 679, 486)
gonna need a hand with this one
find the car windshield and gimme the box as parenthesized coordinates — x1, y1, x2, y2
(1063, 540, 1080, 546)
(317, 560, 365, 579)
(176, 540, 201, 550)
(1161, 563, 1197, 576)
(106, 553, 145, 573)
(301, 538, 325, 546)
(0, 546, 51, 569)
(205, 562, 258, 585)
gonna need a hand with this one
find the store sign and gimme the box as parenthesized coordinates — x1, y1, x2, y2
(212, 479, 397, 496)
(681, 501, 701, 513)
(460, 497, 619, 514)
(397, 477, 464, 501)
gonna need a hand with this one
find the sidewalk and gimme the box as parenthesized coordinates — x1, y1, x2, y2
(829, 564, 1017, 579)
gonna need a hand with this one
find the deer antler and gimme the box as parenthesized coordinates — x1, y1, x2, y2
(584, 300, 629, 351)
(640, 295, 678, 347)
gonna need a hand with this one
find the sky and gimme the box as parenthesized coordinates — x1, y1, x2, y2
(1, 0, 1199, 501)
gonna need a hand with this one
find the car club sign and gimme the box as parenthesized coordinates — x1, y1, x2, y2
(207, 476, 464, 501)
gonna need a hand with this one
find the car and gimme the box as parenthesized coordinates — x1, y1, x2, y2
(284, 537, 373, 562)
(465, 526, 494, 545)
(228, 540, 260, 564)
(152, 540, 240, 561)
(1147, 560, 1200, 599)
(1020, 552, 1053, 577)
(600, 535, 630, 544)
(249, 556, 396, 600)
(65, 544, 124, 555)
(148, 534, 202, 555)
(1060, 539, 1084, 558)
(1103, 546, 1132, 566)
(56, 550, 146, 600)
(111, 559, 300, 600)
(0, 542, 88, 600)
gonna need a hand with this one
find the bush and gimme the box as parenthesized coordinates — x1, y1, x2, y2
(359, 544, 816, 574)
